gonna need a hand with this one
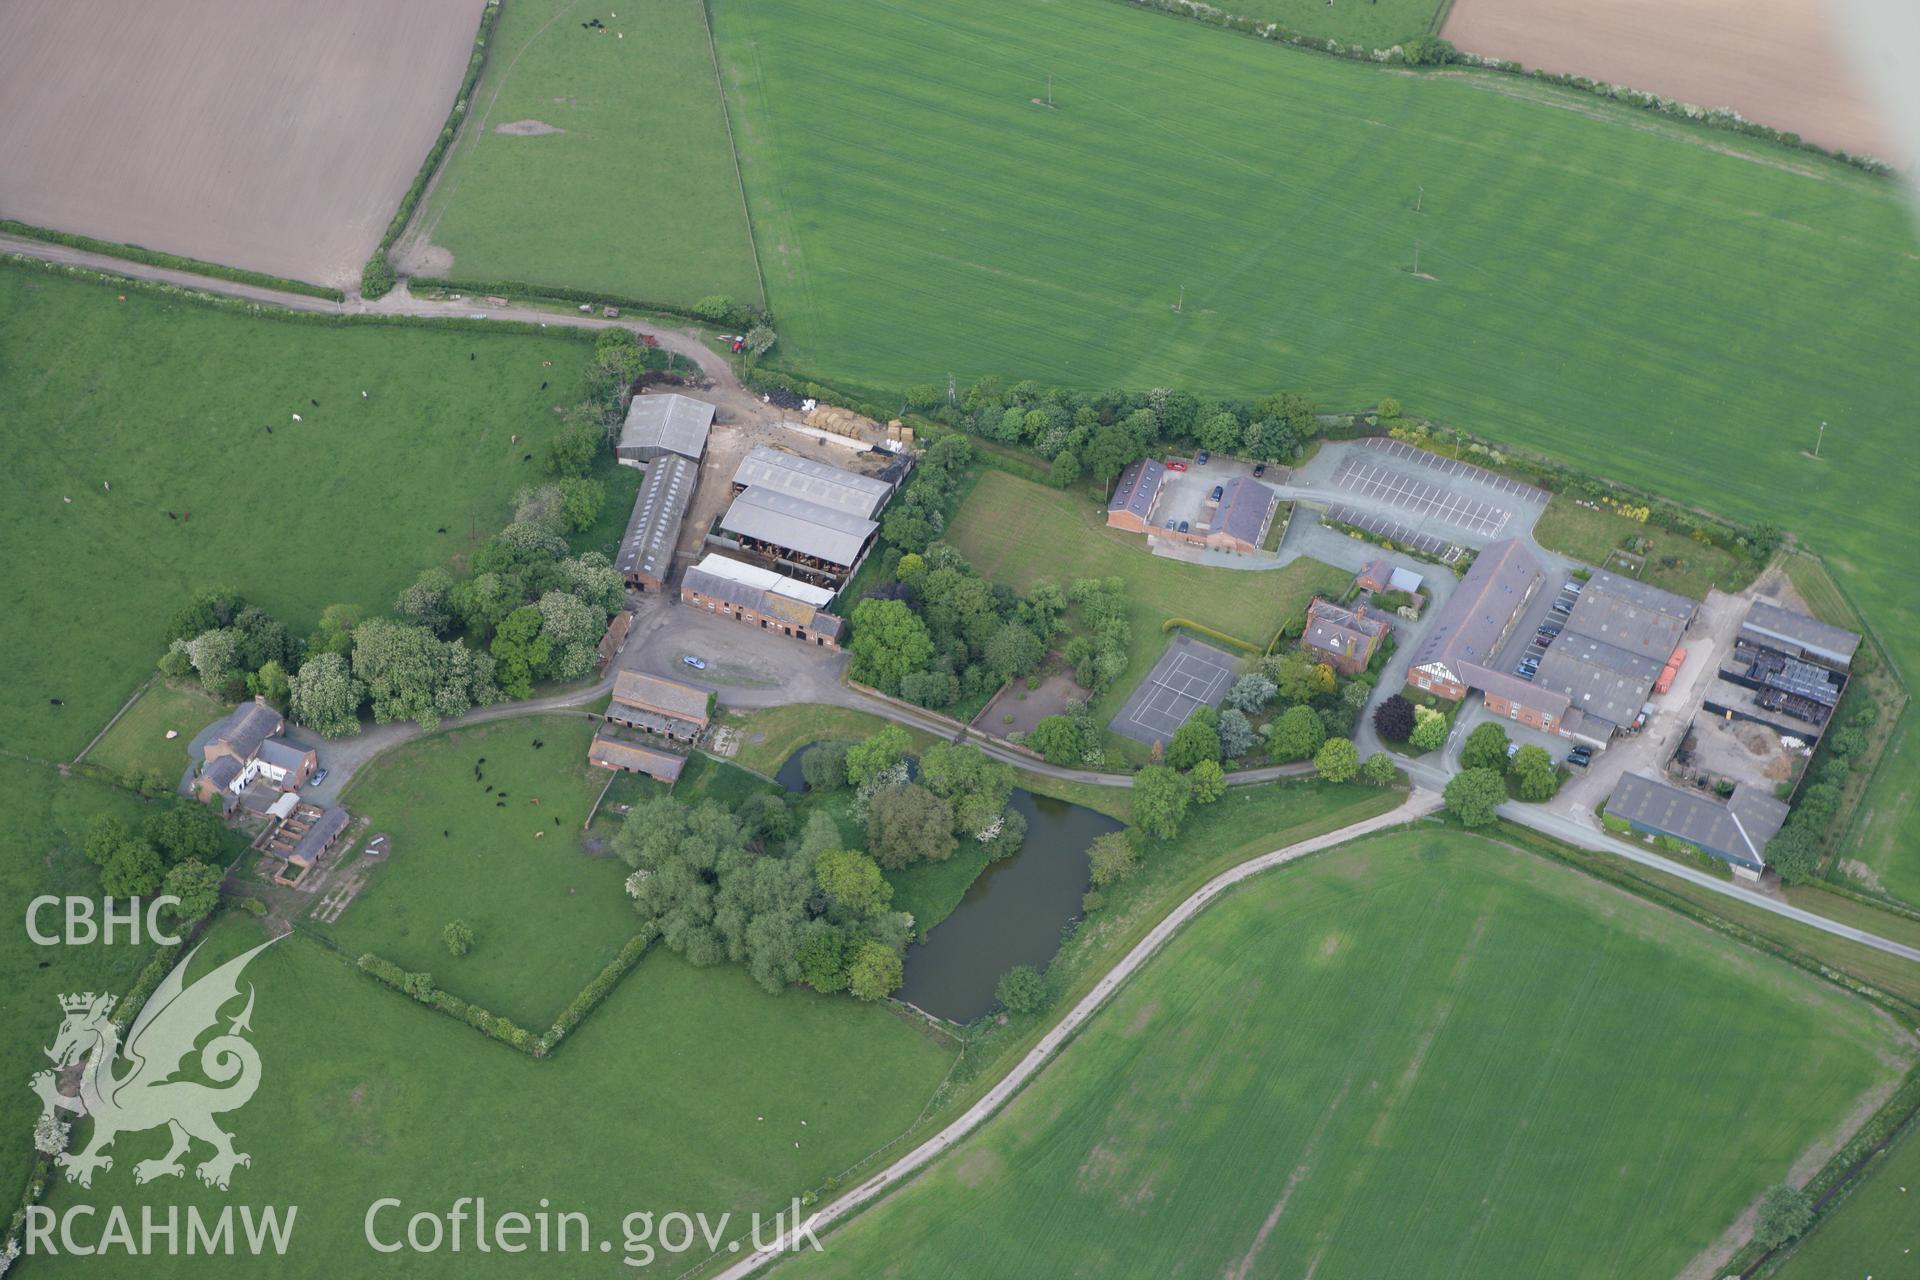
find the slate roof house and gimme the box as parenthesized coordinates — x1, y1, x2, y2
(606, 671, 711, 742)
(1301, 599, 1389, 675)
(194, 696, 315, 812)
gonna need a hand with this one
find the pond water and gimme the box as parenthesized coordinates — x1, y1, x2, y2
(777, 743, 1121, 1023)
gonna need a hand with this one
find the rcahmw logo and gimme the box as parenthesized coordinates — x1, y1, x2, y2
(22, 938, 299, 1259)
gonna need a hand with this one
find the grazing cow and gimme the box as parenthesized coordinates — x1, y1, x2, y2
(522, 453, 533, 462)
(310, 399, 319, 408)
(291, 413, 302, 422)
(437, 526, 448, 534)
(167, 511, 177, 520)
(49, 698, 63, 707)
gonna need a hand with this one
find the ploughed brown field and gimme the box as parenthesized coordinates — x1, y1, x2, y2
(1442, 0, 1897, 163)
(0, 0, 487, 288)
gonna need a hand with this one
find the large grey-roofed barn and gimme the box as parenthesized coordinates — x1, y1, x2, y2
(1741, 601, 1860, 670)
(1531, 635, 1663, 730)
(1409, 539, 1543, 677)
(1213, 477, 1276, 546)
(618, 393, 715, 464)
(1108, 458, 1165, 523)
(1568, 571, 1694, 661)
(615, 455, 698, 586)
(731, 444, 892, 519)
(721, 487, 876, 567)
(1606, 773, 1787, 870)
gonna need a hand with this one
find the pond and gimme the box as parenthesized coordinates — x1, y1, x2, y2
(776, 742, 1121, 1024)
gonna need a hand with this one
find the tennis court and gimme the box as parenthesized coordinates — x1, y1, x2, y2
(1110, 636, 1238, 746)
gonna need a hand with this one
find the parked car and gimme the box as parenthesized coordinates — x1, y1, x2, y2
(682, 655, 707, 670)
(1564, 581, 1584, 594)
(1165, 518, 1176, 530)
(309, 767, 328, 787)
(1506, 741, 1521, 760)
(1195, 451, 1210, 465)
(1209, 485, 1224, 502)
(1165, 458, 1189, 471)
(1567, 746, 1593, 767)
(1177, 520, 1190, 533)
(1252, 463, 1266, 478)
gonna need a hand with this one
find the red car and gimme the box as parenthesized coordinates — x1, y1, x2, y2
(1164, 458, 1189, 471)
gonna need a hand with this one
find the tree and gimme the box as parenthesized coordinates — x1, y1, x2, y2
(1268, 705, 1326, 763)
(1087, 831, 1138, 888)
(1509, 744, 1558, 801)
(848, 599, 934, 694)
(1216, 709, 1256, 760)
(1027, 715, 1082, 765)
(693, 294, 737, 323)
(1359, 752, 1399, 786)
(797, 924, 848, 993)
(1268, 652, 1321, 704)
(996, 965, 1047, 1014)
(1752, 1185, 1814, 1250)
(1372, 693, 1416, 742)
(1314, 736, 1359, 783)
(1460, 722, 1511, 772)
(160, 859, 221, 923)
(1197, 411, 1243, 456)
(289, 651, 366, 738)
(165, 586, 245, 644)
(443, 920, 475, 957)
(1409, 705, 1449, 753)
(867, 783, 956, 869)
(1188, 758, 1227, 804)
(815, 848, 893, 918)
(1401, 35, 1457, 65)
(1443, 768, 1506, 827)
(846, 940, 904, 1002)
(353, 618, 497, 732)
(489, 606, 550, 700)
(248, 658, 290, 709)
(1132, 765, 1192, 840)
(845, 725, 912, 787)
(144, 801, 225, 867)
(1225, 674, 1276, 715)
(799, 741, 851, 791)
(1827, 727, 1868, 759)
(84, 816, 132, 867)
(545, 422, 601, 478)
(1084, 421, 1148, 482)
(537, 590, 604, 681)
(1046, 451, 1082, 487)
(102, 841, 164, 898)
(1166, 715, 1222, 770)
(984, 621, 1044, 682)
(1764, 824, 1820, 885)
(185, 628, 243, 695)
(394, 568, 456, 634)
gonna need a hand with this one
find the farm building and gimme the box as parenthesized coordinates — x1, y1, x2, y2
(1301, 599, 1388, 675)
(715, 486, 878, 587)
(253, 801, 350, 885)
(1563, 572, 1695, 662)
(680, 553, 844, 648)
(607, 671, 710, 743)
(1406, 539, 1543, 701)
(1515, 572, 1697, 748)
(1106, 457, 1165, 533)
(1605, 772, 1788, 879)
(589, 730, 686, 785)
(597, 610, 633, 672)
(617, 393, 715, 466)
(193, 696, 316, 812)
(1739, 601, 1859, 673)
(730, 444, 894, 519)
(615, 454, 698, 591)
(1203, 477, 1280, 553)
(1527, 634, 1668, 745)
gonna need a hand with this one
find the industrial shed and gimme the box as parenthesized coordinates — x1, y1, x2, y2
(617, 393, 715, 465)
(1606, 772, 1788, 876)
(615, 455, 698, 591)
(730, 444, 893, 519)
(1740, 601, 1860, 672)
(717, 486, 878, 583)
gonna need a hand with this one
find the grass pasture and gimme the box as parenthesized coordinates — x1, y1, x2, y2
(405, 0, 762, 308)
(0, 263, 588, 761)
(1771, 1121, 1920, 1280)
(713, 0, 1920, 894)
(322, 715, 634, 1026)
(81, 681, 229, 788)
(28, 915, 956, 1279)
(1531, 494, 1758, 600)
(774, 828, 1913, 1279)
(948, 469, 1349, 721)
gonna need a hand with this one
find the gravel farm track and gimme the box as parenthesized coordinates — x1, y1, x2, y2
(1442, 0, 1900, 162)
(0, 0, 488, 290)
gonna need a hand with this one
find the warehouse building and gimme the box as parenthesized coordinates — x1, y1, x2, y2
(617, 393, 715, 466)
(614, 454, 698, 592)
(1605, 772, 1788, 879)
(1406, 539, 1543, 701)
(679, 553, 844, 648)
(730, 444, 894, 519)
(1704, 600, 1857, 736)
(1106, 457, 1165, 533)
(1739, 601, 1860, 673)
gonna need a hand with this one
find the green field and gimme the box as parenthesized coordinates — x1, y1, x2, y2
(322, 715, 636, 1026)
(0, 760, 157, 1211)
(1772, 1122, 1920, 1280)
(0, 263, 590, 761)
(774, 828, 1911, 1279)
(29, 915, 955, 1278)
(80, 681, 230, 789)
(407, 0, 762, 307)
(949, 469, 1349, 721)
(713, 0, 1920, 888)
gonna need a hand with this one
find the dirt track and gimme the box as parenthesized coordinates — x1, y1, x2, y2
(1442, 0, 1898, 163)
(0, 0, 487, 288)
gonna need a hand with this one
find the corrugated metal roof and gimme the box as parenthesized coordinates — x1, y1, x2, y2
(1607, 773, 1785, 868)
(731, 444, 892, 518)
(721, 487, 875, 567)
(619, 393, 714, 460)
(616, 455, 698, 583)
(684, 553, 836, 607)
(1563, 572, 1694, 662)
(1531, 636, 1662, 729)
(590, 732, 687, 781)
(1742, 601, 1860, 668)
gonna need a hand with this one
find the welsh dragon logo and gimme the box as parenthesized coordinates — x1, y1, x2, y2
(31, 937, 277, 1191)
